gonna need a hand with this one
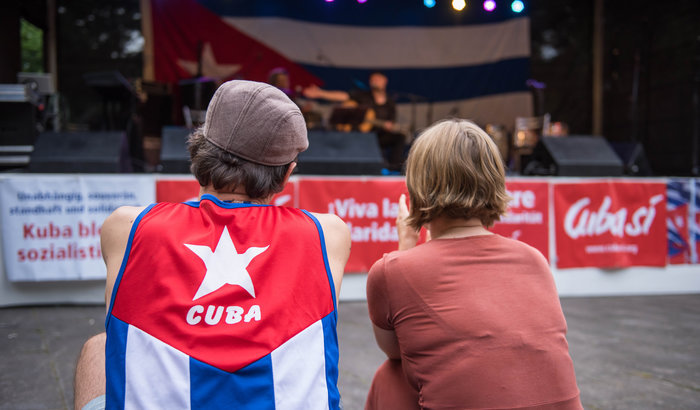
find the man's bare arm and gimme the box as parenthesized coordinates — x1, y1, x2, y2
(311, 212, 351, 304)
(101, 206, 146, 313)
(302, 84, 351, 102)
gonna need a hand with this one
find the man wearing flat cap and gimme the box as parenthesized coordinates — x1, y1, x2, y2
(75, 81, 350, 410)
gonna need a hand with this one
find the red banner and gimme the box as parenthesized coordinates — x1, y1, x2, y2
(553, 181, 667, 268)
(491, 181, 549, 260)
(298, 178, 408, 272)
(156, 179, 200, 203)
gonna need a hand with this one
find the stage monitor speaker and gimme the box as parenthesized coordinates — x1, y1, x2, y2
(0, 102, 37, 146)
(298, 131, 383, 175)
(609, 141, 653, 176)
(523, 136, 624, 176)
(29, 132, 125, 173)
(160, 126, 191, 173)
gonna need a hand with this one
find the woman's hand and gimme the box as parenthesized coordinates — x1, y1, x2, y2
(396, 194, 420, 251)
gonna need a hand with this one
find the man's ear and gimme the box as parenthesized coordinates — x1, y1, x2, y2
(281, 162, 297, 187)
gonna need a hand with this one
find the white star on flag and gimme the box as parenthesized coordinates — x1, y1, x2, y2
(177, 42, 241, 80)
(185, 227, 269, 301)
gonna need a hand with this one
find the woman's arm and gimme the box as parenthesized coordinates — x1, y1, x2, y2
(373, 325, 401, 359)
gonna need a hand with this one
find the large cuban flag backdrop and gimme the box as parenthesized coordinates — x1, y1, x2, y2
(141, 0, 532, 129)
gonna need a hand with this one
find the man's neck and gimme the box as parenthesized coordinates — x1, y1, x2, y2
(198, 186, 271, 205)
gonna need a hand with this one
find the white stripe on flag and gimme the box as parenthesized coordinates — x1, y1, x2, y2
(396, 91, 533, 132)
(125, 325, 191, 410)
(223, 16, 530, 69)
(271, 320, 329, 410)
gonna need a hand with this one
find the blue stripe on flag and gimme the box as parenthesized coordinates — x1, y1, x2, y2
(322, 313, 341, 409)
(190, 354, 276, 409)
(301, 210, 338, 313)
(106, 316, 129, 409)
(197, 0, 526, 26)
(301, 58, 530, 102)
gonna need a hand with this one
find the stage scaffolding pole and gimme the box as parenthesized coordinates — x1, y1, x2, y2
(592, 0, 604, 137)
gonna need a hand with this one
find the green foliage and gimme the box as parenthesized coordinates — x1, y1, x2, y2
(20, 18, 44, 73)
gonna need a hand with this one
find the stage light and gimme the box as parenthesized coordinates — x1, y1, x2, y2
(452, 0, 466, 11)
(483, 0, 496, 11)
(511, 0, 524, 13)
(424, 0, 436, 8)
(325, 0, 334, 2)
(357, 0, 367, 3)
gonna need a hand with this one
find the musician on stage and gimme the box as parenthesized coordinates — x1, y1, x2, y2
(303, 72, 406, 171)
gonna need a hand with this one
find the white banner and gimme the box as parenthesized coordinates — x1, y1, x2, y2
(0, 175, 155, 281)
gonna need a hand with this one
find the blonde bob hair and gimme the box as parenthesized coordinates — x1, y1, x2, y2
(405, 118, 510, 229)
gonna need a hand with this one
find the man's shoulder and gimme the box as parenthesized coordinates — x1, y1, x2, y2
(308, 212, 349, 238)
(104, 206, 147, 228)
(101, 206, 148, 241)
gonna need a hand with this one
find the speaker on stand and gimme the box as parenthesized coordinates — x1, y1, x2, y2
(297, 131, 384, 175)
(522, 136, 624, 177)
(28, 132, 126, 173)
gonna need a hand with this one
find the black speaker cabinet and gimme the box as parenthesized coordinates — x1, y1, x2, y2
(298, 131, 383, 175)
(160, 126, 191, 173)
(609, 141, 653, 176)
(29, 132, 125, 173)
(0, 102, 37, 146)
(160, 128, 384, 175)
(523, 136, 624, 177)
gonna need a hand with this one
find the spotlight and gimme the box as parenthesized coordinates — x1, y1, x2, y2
(483, 0, 496, 11)
(511, 0, 524, 13)
(424, 0, 436, 8)
(452, 0, 466, 11)
(357, 0, 367, 3)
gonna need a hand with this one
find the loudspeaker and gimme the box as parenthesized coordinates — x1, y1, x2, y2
(159, 128, 385, 175)
(29, 132, 125, 173)
(297, 131, 383, 175)
(160, 126, 191, 173)
(522, 136, 624, 176)
(0, 102, 37, 146)
(609, 141, 653, 176)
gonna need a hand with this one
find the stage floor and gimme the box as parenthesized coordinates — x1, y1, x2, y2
(1, 295, 699, 409)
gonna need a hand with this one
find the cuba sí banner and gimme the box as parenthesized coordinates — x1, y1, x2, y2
(553, 181, 667, 269)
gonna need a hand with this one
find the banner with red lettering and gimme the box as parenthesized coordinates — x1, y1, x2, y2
(0, 176, 155, 281)
(491, 180, 549, 260)
(155, 178, 297, 207)
(553, 181, 667, 269)
(298, 177, 407, 272)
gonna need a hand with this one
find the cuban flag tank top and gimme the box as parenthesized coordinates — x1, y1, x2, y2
(105, 194, 340, 409)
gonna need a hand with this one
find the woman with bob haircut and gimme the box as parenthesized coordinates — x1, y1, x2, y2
(365, 119, 582, 409)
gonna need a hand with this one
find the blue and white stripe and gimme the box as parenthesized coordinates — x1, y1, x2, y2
(106, 314, 340, 409)
(198, 0, 532, 129)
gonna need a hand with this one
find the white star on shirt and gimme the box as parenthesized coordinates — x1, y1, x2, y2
(177, 42, 241, 80)
(184, 227, 269, 301)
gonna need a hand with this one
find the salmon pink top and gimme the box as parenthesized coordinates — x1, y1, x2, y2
(367, 234, 582, 409)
